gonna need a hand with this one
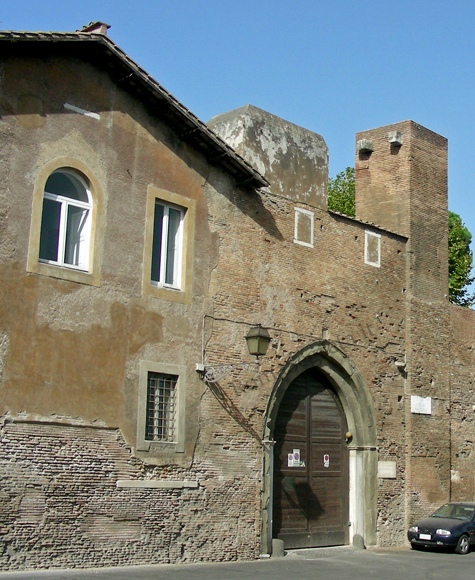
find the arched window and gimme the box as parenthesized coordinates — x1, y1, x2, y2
(39, 169, 92, 271)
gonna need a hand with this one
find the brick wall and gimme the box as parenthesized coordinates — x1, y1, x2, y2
(355, 120, 448, 302)
(355, 121, 456, 529)
(203, 177, 408, 547)
(449, 306, 475, 503)
(0, 419, 260, 569)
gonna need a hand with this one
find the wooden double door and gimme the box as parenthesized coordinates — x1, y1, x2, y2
(273, 368, 349, 548)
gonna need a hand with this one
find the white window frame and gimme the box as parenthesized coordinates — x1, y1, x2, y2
(364, 230, 381, 268)
(142, 186, 195, 304)
(294, 207, 314, 248)
(136, 361, 186, 454)
(150, 201, 185, 290)
(39, 169, 92, 272)
(27, 157, 103, 287)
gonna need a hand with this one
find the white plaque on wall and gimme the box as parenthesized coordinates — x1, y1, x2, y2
(411, 395, 432, 415)
(378, 461, 397, 479)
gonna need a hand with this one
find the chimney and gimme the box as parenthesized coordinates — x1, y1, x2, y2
(80, 21, 111, 35)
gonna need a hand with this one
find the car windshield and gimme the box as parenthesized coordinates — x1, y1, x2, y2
(431, 504, 475, 521)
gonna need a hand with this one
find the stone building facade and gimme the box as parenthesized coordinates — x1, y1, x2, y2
(1, 23, 475, 571)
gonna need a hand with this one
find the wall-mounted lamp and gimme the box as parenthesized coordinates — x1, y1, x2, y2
(196, 324, 271, 384)
(245, 324, 271, 358)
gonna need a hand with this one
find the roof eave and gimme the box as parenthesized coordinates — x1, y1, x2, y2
(0, 31, 269, 190)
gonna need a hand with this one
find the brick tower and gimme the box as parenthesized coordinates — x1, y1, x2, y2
(355, 120, 448, 302)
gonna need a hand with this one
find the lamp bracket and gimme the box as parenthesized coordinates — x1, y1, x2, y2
(196, 362, 258, 384)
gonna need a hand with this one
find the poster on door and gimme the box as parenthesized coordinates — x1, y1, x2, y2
(323, 454, 330, 468)
(287, 449, 305, 467)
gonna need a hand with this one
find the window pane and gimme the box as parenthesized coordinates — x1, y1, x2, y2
(64, 205, 89, 267)
(145, 372, 177, 442)
(39, 198, 61, 261)
(45, 172, 88, 202)
(151, 203, 164, 283)
(165, 208, 181, 285)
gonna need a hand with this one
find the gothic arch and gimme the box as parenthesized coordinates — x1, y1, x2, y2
(261, 340, 378, 555)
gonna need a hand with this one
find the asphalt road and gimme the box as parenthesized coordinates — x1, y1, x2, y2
(1, 546, 475, 580)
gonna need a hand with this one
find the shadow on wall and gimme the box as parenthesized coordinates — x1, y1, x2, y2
(233, 185, 285, 242)
(205, 379, 262, 443)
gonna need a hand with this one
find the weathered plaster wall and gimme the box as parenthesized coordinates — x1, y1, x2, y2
(208, 105, 328, 210)
(0, 54, 213, 453)
(0, 53, 264, 569)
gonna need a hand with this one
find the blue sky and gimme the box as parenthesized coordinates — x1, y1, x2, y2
(3, 1, 475, 240)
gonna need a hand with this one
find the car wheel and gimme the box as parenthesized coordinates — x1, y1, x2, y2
(455, 534, 470, 554)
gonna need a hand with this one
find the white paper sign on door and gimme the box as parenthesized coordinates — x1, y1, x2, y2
(287, 449, 301, 467)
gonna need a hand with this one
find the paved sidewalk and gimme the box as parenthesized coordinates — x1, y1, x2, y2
(1, 546, 474, 580)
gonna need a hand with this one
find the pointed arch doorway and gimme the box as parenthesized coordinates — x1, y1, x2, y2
(261, 341, 378, 555)
(273, 368, 349, 548)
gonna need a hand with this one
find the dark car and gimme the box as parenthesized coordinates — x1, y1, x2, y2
(407, 502, 475, 554)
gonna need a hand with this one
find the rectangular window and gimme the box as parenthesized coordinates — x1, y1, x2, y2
(137, 361, 186, 455)
(145, 372, 177, 442)
(150, 201, 184, 289)
(294, 207, 314, 248)
(364, 230, 381, 267)
(143, 186, 195, 304)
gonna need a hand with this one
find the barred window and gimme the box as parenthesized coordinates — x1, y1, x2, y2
(145, 372, 177, 442)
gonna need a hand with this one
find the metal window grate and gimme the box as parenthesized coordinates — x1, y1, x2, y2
(145, 372, 177, 442)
